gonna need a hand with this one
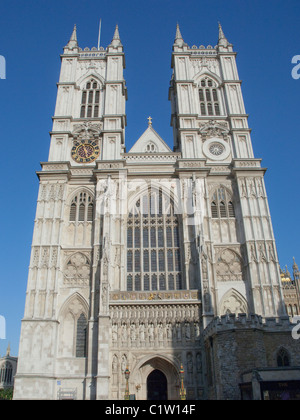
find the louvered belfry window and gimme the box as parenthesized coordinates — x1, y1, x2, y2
(126, 189, 184, 291)
(199, 77, 221, 116)
(80, 79, 100, 118)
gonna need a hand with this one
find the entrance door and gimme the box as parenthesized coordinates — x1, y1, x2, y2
(147, 370, 168, 400)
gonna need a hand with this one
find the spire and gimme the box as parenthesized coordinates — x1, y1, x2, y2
(175, 23, 183, 42)
(173, 23, 186, 48)
(6, 343, 10, 357)
(65, 24, 78, 51)
(218, 22, 230, 48)
(293, 257, 300, 281)
(68, 24, 78, 48)
(293, 257, 299, 271)
(70, 24, 77, 42)
(109, 24, 123, 48)
(113, 24, 120, 41)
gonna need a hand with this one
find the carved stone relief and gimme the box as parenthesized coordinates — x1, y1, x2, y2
(215, 248, 243, 282)
(64, 252, 91, 286)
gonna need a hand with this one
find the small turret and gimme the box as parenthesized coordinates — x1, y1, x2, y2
(173, 23, 187, 50)
(217, 22, 233, 51)
(64, 24, 79, 53)
(108, 24, 123, 50)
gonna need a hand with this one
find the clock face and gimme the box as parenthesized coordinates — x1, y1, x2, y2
(71, 139, 100, 163)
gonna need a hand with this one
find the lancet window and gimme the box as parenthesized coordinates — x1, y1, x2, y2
(199, 77, 221, 116)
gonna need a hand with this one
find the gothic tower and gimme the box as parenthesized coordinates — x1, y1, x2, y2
(169, 24, 285, 326)
(14, 25, 127, 400)
(14, 23, 287, 401)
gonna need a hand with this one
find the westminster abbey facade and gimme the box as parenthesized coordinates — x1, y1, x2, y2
(14, 24, 300, 400)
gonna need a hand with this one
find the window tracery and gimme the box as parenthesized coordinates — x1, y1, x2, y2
(80, 79, 100, 118)
(126, 189, 184, 291)
(199, 77, 221, 116)
(69, 191, 94, 223)
(211, 187, 235, 219)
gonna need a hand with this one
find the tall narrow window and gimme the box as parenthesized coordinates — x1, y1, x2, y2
(76, 313, 87, 358)
(135, 274, 141, 291)
(80, 79, 101, 118)
(126, 189, 184, 291)
(87, 203, 94, 221)
(199, 77, 222, 116)
(127, 275, 133, 291)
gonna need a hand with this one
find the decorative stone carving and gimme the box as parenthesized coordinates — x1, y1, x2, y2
(220, 289, 248, 315)
(215, 248, 243, 282)
(199, 120, 229, 140)
(109, 303, 201, 348)
(72, 121, 102, 140)
(64, 252, 91, 286)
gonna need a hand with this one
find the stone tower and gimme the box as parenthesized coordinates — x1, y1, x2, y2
(14, 23, 287, 400)
(169, 23, 285, 326)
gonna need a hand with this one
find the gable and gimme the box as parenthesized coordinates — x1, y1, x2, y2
(128, 126, 173, 154)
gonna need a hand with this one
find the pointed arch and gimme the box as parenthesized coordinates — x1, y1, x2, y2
(77, 72, 105, 89)
(195, 71, 223, 117)
(58, 293, 89, 357)
(127, 180, 181, 216)
(194, 69, 223, 87)
(77, 74, 104, 119)
(276, 347, 291, 367)
(219, 288, 249, 315)
(68, 188, 95, 223)
(59, 292, 89, 320)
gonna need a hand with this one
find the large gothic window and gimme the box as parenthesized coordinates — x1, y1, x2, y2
(80, 79, 100, 118)
(199, 77, 221, 116)
(70, 191, 94, 223)
(126, 189, 184, 291)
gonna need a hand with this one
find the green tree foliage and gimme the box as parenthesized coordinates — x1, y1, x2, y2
(0, 388, 13, 400)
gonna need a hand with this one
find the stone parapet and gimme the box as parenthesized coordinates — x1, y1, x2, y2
(203, 313, 294, 338)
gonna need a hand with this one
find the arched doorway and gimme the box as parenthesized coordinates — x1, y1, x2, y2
(147, 369, 168, 400)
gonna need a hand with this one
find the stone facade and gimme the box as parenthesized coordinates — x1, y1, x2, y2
(13, 24, 299, 400)
(281, 260, 300, 318)
(203, 314, 300, 400)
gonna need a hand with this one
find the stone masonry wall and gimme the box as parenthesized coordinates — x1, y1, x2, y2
(203, 314, 300, 400)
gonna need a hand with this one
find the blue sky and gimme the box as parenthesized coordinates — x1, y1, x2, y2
(0, 0, 300, 356)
